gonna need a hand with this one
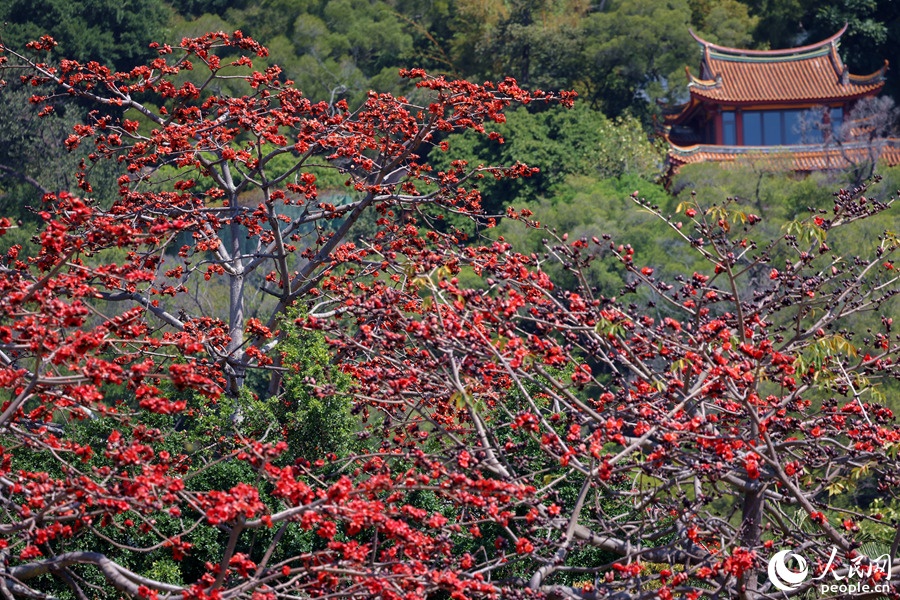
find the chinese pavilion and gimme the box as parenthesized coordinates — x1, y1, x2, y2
(663, 25, 899, 173)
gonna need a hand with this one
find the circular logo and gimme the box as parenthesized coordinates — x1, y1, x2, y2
(768, 549, 808, 591)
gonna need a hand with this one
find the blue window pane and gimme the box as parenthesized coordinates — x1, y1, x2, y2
(763, 112, 781, 145)
(804, 111, 823, 143)
(743, 111, 762, 145)
(784, 110, 803, 145)
(831, 107, 843, 136)
(722, 111, 736, 145)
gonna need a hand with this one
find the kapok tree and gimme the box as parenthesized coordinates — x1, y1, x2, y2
(1, 31, 900, 600)
(314, 186, 900, 599)
(0, 32, 576, 600)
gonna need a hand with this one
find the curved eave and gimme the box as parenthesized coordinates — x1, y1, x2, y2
(686, 80, 884, 105)
(662, 96, 704, 126)
(849, 60, 890, 85)
(689, 24, 848, 57)
(686, 66, 719, 89)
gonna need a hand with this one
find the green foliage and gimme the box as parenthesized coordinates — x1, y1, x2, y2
(744, 0, 805, 50)
(804, 0, 895, 73)
(495, 174, 695, 295)
(170, 0, 250, 19)
(169, 11, 234, 40)
(0, 84, 119, 222)
(580, 0, 696, 117)
(322, 0, 412, 73)
(168, 0, 767, 122)
(577, 0, 756, 117)
(0, 0, 169, 71)
(205, 0, 413, 104)
(595, 115, 668, 180)
(671, 161, 828, 222)
(672, 163, 890, 267)
(869, 164, 900, 203)
(481, 0, 591, 89)
(443, 0, 508, 77)
(6, 0, 898, 131)
(145, 559, 184, 586)
(430, 103, 664, 216)
(696, 0, 759, 47)
(233, 310, 357, 462)
(672, 161, 900, 250)
(5, 325, 351, 597)
(277, 308, 356, 460)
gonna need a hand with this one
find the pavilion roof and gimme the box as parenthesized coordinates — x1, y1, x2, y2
(684, 25, 886, 106)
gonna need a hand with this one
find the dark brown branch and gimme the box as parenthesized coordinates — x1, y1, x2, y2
(0, 163, 51, 196)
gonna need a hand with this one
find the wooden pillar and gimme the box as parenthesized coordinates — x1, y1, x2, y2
(735, 108, 743, 146)
(714, 109, 723, 145)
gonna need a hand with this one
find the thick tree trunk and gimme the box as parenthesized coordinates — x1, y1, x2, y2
(227, 185, 245, 398)
(228, 271, 245, 395)
(739, 487, 764, 599)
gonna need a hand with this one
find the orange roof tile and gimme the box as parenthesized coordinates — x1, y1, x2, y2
(667, 140, 900, 174)
(686, 26, 886, 105)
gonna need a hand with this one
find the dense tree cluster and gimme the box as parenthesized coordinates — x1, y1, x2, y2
(1, 0, 897, 223)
